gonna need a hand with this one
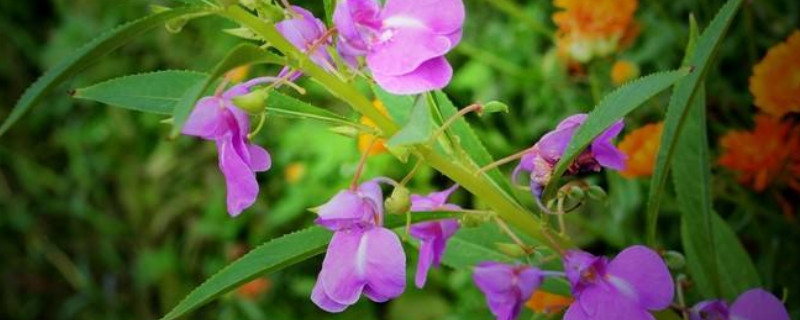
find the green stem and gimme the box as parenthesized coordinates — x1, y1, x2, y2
(221, 5, 573, 252)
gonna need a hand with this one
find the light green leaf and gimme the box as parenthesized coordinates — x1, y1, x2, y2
(0, 6, 210, 137)
(386, 98, 433, 147)
(373, 85, 415, 125)
(266, 92, 356, 127)
(161, 211, 461, 320)
(542, 68, 690, 200)
(645, 0, 744, 244)
(170, 43, 286, 137)
(73, 70, 209, 115)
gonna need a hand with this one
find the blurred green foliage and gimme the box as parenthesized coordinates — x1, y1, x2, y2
(1, 0, 798, 319)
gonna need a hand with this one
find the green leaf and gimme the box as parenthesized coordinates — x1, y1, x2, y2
(542, 68, 690, 200)
(372, 85, 415, 125)
(161, 211, 461, 320)
(170, 43, 286, 137)
(0, 6, 210, 137)
(645, 0, 744, 244)
(73, 70, 209, 115)
(386, 98, 433, 147)
(681, 214, 761, 301)
(266, 92, 356, 127)
(671, 17, 759, 299)
(431, 91, 517, 198)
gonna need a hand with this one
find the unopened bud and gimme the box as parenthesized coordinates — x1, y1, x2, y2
(663, 250, 686, 271)
(494, 242, 530, 258)
(479, 101, 509, 116)
(385, 186, 411, 215)
(329, 126, 359, 138)
(460, 213, 489, 228)
(586, 185, 607, 200)
(232, 90, 269, 114)
(567, 186, 585, 201)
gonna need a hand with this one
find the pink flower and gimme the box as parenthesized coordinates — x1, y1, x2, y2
(181, 78, 274, 216)
(690, 289, 790, 320)
(473, 262, 544, 320)
(409, 185, 460, 288)
(513, 114, 625, 197)
(275, 6, 335, 79)
(562, 246, 674, 320)
(333, 0, 465, 94)
(311, 180, 406, 312)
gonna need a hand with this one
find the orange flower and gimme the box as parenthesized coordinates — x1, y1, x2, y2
(611, 59, 640, 86)
(526, 290, 573, 315)
(284, 162, 306, 184)
(618, 122, 663, 178)
(553, 0, 638, 62)
(226, 65, 251, 83)
(358, 100, 390, 155)
(718, 115, 800, 192)
(750, 31, 800, 117)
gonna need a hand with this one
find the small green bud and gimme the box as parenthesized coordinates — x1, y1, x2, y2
(586, 185, 607, 200)
(494, 242, 530, 258)
(385, 186, 411, 215)
(567, 185, 585, 201)
(232, 90, 269, 114)
(329, 126, 359, 138)
(479, 101, 509, 116)
(663, 250, 686, 270)
(460, 213, 489, 228)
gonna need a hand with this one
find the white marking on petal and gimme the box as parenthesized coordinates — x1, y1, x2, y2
(383, 15, 425, 29)
(355, 232, 369, 279)
(607, 275, 638, 303)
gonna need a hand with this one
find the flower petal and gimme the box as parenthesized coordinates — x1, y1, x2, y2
(381, 0, 465, 35)
(538, 114, 586, 161)
(182, 97, 225, 140)
(414, 237, 435, 288)
(217, 134, 259, 216)
(592, 120, 626, 170)
(314, 190, 372, 231)
(730, 289, 790, 320)
(371, 56, 453, 95)
(320, 230, 366, 305)
(311, 277, 350, 312)
(333, 0, 381, 53)
(247, 144, 272, 172)
(607, 245, 674, 310)
(565, 289, 655, 320)
(363, 227, 406, 302)
(367, 28, 451, 76)
(473, 262, 515, 297)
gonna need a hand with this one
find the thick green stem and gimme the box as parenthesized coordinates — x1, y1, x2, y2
(221, 5, 572, 252)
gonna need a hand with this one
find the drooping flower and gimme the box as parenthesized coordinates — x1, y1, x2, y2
(718, 115, 800, 192)
(749, 30, 800, 117)
(311, 180, 406, 312)
(358, 100, 390, 155)
(275, 6, 335, 78)
(562, 245, 674, 320)
(473, 262, 544, 320)
(618, 122, 663, 178)
(526, 290, 573, 315)
(512, 114, 625, 197)
(409, 185, 461, 288)
(333, 0, 465, 94)
(689, 289, 790, 320)
(182, 77, 274, 216)
(611, 59, 640, 86)
(553, 0, 639, 62)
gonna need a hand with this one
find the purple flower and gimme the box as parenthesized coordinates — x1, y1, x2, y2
(275, 6, 335, 78)
(409, 185, 460, 288)
(690, 289, 789, 320)
(473, 262, 544, 320)
(562, 245, 674, 320)
(513, 114, 625, 197)
(333, 0, 465, 94)
(311, 180, 406, 312)
(182, 78, 274, 217)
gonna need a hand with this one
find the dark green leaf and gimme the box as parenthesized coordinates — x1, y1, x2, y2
(386, 98, 433, 147)
(161, 211, 461, 320)
(73, 70, 208, 115)
(170, 43, 286, 137)
(0, 7, 210, 137)
(542, 68, 690, 200)
(646, 0, 744, 244)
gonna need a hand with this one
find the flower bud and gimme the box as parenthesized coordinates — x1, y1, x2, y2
(479, 101, 509, 116)
(567, 185, 585, 201)
(232, 90, 269, 114)
(663, 250, 686, 271)
(586, 185, 607, 200)
(494, 242, 530, 258)
(384, 186, 411, 215)
(460, 213, 489, 228)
